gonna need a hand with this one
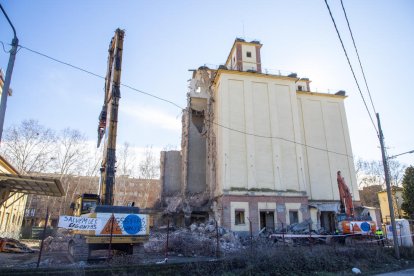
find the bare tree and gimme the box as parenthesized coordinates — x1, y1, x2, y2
(139, 145, 160, 179)
(355, 159, 384, 188)
(114, 142, 136, 205)
(139, 145, 160, 208)
(53, 128, 88, 176)
(162, 144, 178, 151)
(355, 157, 406, 189)
(355, 158, 367, 188)
(388, 159, 407, 187)
(69, 144, 102, 205)
(47, 128, 88, 217)
(117, 142, 135, 176)
(84, 145, 102, 178)
(0, 119, 56, 174)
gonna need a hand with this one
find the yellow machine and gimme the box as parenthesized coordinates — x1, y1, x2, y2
(71, 194, 100, 216)
(68, 29, 149, 261)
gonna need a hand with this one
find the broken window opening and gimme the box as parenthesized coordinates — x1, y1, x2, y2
(289, 210, 299, 224)
(191, 109, 205, 134)
(235, 209, 245, 225)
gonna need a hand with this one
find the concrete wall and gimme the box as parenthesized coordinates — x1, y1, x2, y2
(241, 44, 260, 72)
(215, 72, 307, 194)
(187, 113, 207, 194)
(160, 151, 182, 196)
(214, 71, 356, 205)
(297, 92, 358, 201)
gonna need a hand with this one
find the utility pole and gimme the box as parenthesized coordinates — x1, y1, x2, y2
(377, 113, 400, 259)
(0, 4, 18, 142)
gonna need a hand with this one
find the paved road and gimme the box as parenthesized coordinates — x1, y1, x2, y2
(375, 268, 414, 275)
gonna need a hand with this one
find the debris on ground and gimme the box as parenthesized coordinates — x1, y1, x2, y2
(43, 228, 72, 252)
(0, 237, 35, 253)
(144, 220, 242, 257)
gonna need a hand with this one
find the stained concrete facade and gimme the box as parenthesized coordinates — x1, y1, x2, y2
(160, 38, 359, 233)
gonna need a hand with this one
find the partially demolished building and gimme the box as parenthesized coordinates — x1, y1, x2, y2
(161, 38, 358, 233)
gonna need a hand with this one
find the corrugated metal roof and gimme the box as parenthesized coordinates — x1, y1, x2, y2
(0, 173, 64, 197)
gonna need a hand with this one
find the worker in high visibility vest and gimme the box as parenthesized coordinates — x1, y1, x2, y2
(375, 228, 384, 246)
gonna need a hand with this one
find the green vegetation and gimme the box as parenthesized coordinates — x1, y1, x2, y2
(401, 166, 414, 218)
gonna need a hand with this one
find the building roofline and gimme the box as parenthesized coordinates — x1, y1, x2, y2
(211, 69, 347, 99)
(297, 91, 347, 99)
(212, 68, 298, 86)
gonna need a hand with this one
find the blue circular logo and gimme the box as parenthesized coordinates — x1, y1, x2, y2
(123, 214, 142, 235)
(360, 222, 371, 232)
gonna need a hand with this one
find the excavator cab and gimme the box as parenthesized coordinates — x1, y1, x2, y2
(71, 194, 100, 216)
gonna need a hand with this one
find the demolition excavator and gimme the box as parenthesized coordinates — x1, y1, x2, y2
(68, 29, 149, 261)
(336, 171, 376, 235)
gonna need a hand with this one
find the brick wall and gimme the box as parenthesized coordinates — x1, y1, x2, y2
(220, 194, 309, 233)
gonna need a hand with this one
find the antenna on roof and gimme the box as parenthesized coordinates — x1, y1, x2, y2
(242, 20, 245, 39)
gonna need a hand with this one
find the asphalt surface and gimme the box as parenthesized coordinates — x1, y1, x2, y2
(375, 268, 414, 275)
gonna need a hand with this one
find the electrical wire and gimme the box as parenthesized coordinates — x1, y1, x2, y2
(16, 42, 354, 158)
(19, 45, 105, 80)
(0, 41, 9, 53)
(340, 0, 377, 115)
(324, 0, 379, 135)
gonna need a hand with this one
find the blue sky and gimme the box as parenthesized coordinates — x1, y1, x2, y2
(0, 0, 413, 166)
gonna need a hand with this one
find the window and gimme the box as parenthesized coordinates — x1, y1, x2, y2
(235, 210, 245, 225)
(298, 85, 303, 91)
(82, 200, 97, 212)
(289, 210, 299, 224)
(246, 51, 252, 58)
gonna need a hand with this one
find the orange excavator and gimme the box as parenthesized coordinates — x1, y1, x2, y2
(336, 171, 376, 235)
(337, 171, 354, 218)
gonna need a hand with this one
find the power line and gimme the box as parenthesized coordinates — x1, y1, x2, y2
(324, 0, 378, 135)
(15, 42, 354, 159)
(340, 0, 377, 115)
(19, 45, 105, 80)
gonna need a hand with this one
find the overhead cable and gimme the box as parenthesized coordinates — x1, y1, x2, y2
(324, 0, 378, 135)
(340, 0, 377, 114)
(16, 42, 354, 159)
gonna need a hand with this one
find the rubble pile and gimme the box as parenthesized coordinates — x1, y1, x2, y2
(273, 218, 315, 234)
(43, 229, 72, 252)
(163, 196, 182, 214)
(144, 220, 242, 256)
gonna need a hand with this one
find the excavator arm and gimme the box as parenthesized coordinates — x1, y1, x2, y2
(336, 171, 354, 218)
(97, 29, 125, 206)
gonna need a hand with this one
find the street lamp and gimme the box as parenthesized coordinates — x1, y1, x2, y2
(0, 4, 18, 142)
(388, 150, 414, 160)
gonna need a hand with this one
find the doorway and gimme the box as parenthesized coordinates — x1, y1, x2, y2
(320, 211, 336, 233)
(260, 211, 275, 232)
